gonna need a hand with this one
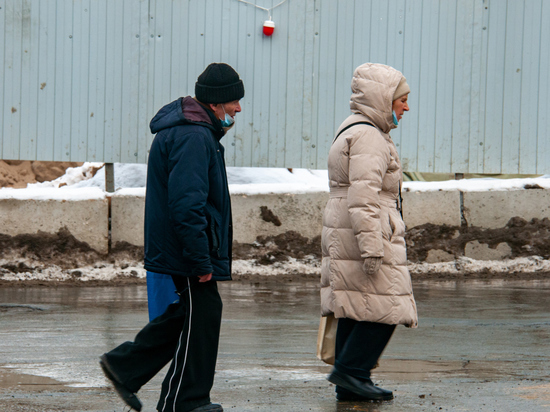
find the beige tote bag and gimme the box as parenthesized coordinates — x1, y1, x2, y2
(316, 313, 338, 365)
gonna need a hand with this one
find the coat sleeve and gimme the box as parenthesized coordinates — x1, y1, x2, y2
(346, 129, 390, 258)
(167, 131, 213, 276)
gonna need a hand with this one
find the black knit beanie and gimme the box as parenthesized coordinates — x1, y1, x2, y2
(195, 63, 245, 104)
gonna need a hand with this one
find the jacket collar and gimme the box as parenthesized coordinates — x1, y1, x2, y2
(181, 97, 225, 140)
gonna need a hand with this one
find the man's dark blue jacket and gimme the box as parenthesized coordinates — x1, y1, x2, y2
(144, 96, 232, 281)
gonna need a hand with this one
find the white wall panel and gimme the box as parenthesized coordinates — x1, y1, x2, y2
(1, 0, 549, 174)
(469, 0, 488, 172)
(519, 0, 542, 174)
(0, 0, 4, 159)
(315, 0, 338, 168)
(2, 0, 22, 159)
(399, 0, 423, 171)
(538, 1, 550, 173)
(451, 0, 475, 172)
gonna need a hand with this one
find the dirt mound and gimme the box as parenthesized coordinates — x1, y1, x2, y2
(233, 231, 321, 264)
(0, 229, 321, 276)
(2, 222, 549, 285)
(0, 160, 83, 188)
(0, 229, 143, 271)
(406, 217, 550, 262)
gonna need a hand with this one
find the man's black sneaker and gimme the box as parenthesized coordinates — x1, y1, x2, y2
(99, 354, 143, 411)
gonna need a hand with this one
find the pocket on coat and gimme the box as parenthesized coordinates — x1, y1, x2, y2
(380, 208, 392, 241)
(388, 208, 405, 240)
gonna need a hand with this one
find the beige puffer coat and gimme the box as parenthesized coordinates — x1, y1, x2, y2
(320, 63, 418, 328)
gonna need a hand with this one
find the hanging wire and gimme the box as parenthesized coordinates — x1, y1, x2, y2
(237, 0, 289, 20)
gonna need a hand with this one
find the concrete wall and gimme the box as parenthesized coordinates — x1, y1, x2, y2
(109, 192, 327, 246)
(110, 193, 144, 247)
(231, 193, 328, 244)
(463, 190, 550, 228)
(0, 197, 109, 253)
(3, 189, 550, 262)
(402, 191, 462, 227)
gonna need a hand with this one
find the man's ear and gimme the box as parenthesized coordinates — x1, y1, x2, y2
(208, 103, 219, 111)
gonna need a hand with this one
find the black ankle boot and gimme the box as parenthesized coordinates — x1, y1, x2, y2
(328, 370, 393, 401)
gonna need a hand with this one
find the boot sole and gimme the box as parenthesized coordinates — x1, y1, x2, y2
(328, 372, 393, 401)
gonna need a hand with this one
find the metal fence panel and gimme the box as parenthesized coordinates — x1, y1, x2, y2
(1, 0, 549, 174)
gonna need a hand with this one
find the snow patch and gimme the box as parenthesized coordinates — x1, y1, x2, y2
(404, 175, 550, 192)
(232, 257, 321, 277)
(0, 186, 105, 200)
(28, 162, 104, 188)
(0, 258, 145, 282)
(409, 256, 550, 276)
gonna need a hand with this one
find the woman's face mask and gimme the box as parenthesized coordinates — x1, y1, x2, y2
(392, 111, 399, 126)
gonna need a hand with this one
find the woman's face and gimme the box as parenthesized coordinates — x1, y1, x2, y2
(392, 94, 409, 122)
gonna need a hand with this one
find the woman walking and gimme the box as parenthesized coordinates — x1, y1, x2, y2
(320, 62, 418, 401)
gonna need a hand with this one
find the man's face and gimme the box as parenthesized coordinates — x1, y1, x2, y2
(211, 100, 241, 120)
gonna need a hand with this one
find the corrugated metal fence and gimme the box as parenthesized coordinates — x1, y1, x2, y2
(1, 0, 549, 173)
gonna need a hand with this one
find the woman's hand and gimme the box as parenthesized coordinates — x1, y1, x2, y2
(363, 257, 382, 275)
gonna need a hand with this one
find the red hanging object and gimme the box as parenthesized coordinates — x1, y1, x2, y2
(263, 20, 275, 36)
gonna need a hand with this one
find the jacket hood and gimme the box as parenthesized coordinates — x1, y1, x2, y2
(349, 63, 405, 134)
(149, 96, 224, 138)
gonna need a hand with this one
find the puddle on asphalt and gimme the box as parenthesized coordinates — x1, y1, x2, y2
(375, 358, 517, 382)
(514, 383, 550, 403)
(0, 368, 64, 390)
(376, 359, 463, 380)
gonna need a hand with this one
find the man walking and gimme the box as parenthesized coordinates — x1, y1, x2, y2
(99, 63, 244, 412)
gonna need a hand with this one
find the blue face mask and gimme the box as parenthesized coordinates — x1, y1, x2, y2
(392, 111, 399, 126)
(220, 105, 235, 128)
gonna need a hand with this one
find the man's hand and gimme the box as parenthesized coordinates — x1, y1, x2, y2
(198, 273, 213, 283)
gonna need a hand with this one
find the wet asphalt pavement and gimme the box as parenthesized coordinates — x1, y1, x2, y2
(0, 279, 549, 412)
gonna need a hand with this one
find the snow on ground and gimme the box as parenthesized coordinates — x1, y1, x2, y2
(2, 162, 549, 199)
(409, 256, 550, 276)
(1, 163, 550, 282)
(2, 254, 550, 283)
(0, 258, 145, 283)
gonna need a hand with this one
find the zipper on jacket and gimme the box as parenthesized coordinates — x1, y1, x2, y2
(398, 182, 403, 218)
(210, 219, 220, 258)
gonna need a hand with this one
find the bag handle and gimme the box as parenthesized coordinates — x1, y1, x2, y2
(332, 121, 375, 143)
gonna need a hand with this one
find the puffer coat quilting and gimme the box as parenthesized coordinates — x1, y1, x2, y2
(320, 63, 418, 328)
